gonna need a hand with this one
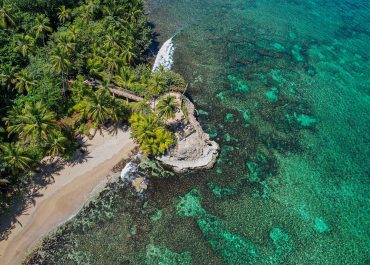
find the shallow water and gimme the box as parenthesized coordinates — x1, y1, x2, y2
(27, 0, 370, 264)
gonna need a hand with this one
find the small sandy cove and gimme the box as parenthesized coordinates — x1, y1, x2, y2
(0, 128, 136, 265)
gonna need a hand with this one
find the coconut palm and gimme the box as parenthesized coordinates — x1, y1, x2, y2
(4, 102, 59, 142)
(0, 1, 15, 29)
(130, 113, 159, 144)
(113, 67, 136, 90)
(130, 101, 152, 115)
(56, 32, 75, 54)
(129, 113, 174, 156)
(32, 14, 53, 46)
(57, 5, 72, 23)
(148, 73, 165, 111)
(0, 143, 33, 173)
(154, 127, 174, 154)
(74, 88, 116, 127)
(156, 95, 179, 120)
(50, 46, 71, 94)
(13, 69, 37, 93)
(46, 132, 68, 157)
(0, 64, 18, 91)
(15, 34, 34, 57)
(122, 46, 136, 64)
(67, 25, 79, 42)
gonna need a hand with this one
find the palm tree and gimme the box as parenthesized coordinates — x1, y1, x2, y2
(4, 102, 59, 143)
(156, 95, 179, 120)
(0, 143, 33, 174)
(67, 25, 79, 42)
(74, 88, 116, 128)
(131, 101, 152, 115)
(56, 32, 75, 54)
(46, 132, 68, 157)
(15, 34, 34, 57)
(129, 113, 174, 156)
(57, 5, 72, 23)
(87, 89, 116, 126)
(50, 46, 71, 94)
(154, 127, 174, 154)
(122, 45, 136, 64)
(113, 67, 135, 90)
(149, 73, 165, 111)
(0, 64, 18, 91)
(0, 1, 15, 29)
(32, 14, 53, 46)
(13, 69, 37, 93)
(130, 113, 159, 144)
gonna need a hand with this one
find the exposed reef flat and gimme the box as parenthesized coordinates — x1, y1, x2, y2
(157, 93, 219, 173)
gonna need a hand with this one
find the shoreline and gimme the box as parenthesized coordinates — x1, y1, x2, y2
(0, 128, 136, 265)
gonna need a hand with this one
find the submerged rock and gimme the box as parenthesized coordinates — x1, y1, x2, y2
(176, 189, 258, 264)
(145, 244, 192, 265)
(177, 190, 293, 265)
(157, 95, 219, 173)
(131, 177, 148, 192)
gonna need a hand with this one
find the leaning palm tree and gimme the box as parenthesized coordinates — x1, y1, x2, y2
(13, 69, 37, 93)
(4, 102, 59, 143)
(156, 95, 179, 120)
(0, 142, 33, 174)
(0, 1, 15, 29)
(15, 34, 34, 57)
(32, 14, 53, 46)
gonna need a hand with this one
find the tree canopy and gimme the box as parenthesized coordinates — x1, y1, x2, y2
(0, 0, 186, 214)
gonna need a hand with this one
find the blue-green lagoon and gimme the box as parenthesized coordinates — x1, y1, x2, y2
(26, 0, 369, 264)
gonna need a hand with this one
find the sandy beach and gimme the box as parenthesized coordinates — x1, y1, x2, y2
(0, 128, 136, 265)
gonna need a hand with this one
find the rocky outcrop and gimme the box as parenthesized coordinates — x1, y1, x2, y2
(157, 95, 219, 173)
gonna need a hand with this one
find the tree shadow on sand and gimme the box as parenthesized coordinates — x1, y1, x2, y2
(0, 137, 92, 241)
(0, 125, 131, 241)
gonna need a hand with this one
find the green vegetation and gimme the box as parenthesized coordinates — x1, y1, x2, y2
(0, 0, 185, 214)
(129, 113, 174, 156)
(156, 95, 179, 120)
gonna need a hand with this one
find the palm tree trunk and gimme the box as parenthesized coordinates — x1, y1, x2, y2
(61, 71, 66, 95)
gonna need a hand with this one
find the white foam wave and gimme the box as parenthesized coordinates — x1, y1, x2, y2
(152, 37, 175, 72)
(120, 162, 137, 181)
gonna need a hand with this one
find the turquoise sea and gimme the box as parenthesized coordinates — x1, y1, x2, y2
(27, 0, 369, 264)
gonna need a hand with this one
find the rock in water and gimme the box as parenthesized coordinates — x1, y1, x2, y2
(157, 95, 219, 173)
